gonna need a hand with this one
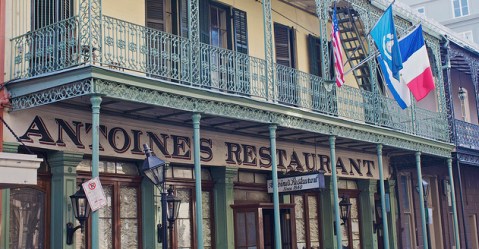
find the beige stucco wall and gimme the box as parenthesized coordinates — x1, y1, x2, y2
(103, 0, 145, 26)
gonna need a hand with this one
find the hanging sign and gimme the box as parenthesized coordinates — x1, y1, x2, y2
(82, 177, 107, 212)
(267, 172, 325, 193)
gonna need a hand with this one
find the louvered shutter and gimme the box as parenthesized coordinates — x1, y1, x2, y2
(308, 34, 320, 76)
(233, 8, 248, 54)
(274, 23, 293, 67)
(61, 0, 73, 21)
(179, 0, 189, 37)
(199, 0, 210, 43)
(146, 0, 165, 31)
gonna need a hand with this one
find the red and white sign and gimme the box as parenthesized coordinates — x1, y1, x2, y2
(82, 177, 107, 212)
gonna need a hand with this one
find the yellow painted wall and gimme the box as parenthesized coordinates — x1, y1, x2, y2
(103, 0, 145, 25)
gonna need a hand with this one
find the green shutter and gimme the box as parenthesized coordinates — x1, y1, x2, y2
(274, 23, 292, 67)
(146, 0, 165, 31)
(233, 8, 248, 54)
(308, 34, 319, 76)
(199, 0, 210, 43)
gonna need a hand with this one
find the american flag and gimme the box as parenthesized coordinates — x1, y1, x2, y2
(331, 4, 345, 87)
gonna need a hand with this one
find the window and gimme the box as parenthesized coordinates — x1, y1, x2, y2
(164, 187, 215, 249)
(398, 174, 417, 249)
(416, 7, 426, 16)
(30, 0, 75, 75)
(32, 0, 73, 30)
(9, 188, 47, 249)
(452, 0, 469, 17)
(76, 160, 142, 249)
(460, 31, 474, 43)
(291, 194, 321, 249)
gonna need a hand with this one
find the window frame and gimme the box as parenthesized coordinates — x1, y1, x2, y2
(76, 171, 143, 249)
(167, 180, 216, 249)
(459, 30, 474, 43)
(290, 192, 322, 249)
(397, 172, 418, 249)
(451, 0, 470, 18)
(7, 174, 51, 249)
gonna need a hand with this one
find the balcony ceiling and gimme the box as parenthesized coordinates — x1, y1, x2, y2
(280, 0, 350, 15)
(56, 95, 421, 157)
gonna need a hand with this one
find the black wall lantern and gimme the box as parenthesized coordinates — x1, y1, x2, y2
(166, 186, 181, 228)
(66, 183, 91, 245)
(339, 195, 352, 226)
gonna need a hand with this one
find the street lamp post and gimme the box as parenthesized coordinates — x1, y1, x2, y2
(140, 144, 181, 249)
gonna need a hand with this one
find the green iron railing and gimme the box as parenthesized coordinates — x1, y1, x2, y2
(455, 119, 479, 150)
(9, 16, 449, 142)
(11, 16, 80, 79)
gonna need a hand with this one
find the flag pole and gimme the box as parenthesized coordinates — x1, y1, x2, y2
(343, 51, 380, 77)
(340, 0, 395, 72)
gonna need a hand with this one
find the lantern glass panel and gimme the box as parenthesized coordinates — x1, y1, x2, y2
(144, 168, 162, 186)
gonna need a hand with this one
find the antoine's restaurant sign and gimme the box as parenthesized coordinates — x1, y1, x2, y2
(5, 107, 389, 179)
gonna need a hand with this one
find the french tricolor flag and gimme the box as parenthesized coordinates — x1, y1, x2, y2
(400, 25, 435, 102)
(379, 25, 435, 109)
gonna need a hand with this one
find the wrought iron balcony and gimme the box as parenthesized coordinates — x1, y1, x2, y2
(9, 16, 449, 142)
(455, 119, 479, 150)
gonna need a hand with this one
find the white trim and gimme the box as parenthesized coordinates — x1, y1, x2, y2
(459, 30, 474, 42)
(0, 152, 42, 185)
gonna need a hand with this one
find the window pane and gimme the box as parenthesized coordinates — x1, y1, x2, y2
(246, 212, 257, 245)
(350, 198, 361, 249)
(308, 195, 320, 246)
(293, 195, 306, 247)
(9, 188, 45, 249)
(404, 215, 413, 249)
(400, 175, 410, 210)
(120, 219, 138, 248)
(202, 191, 213, 246)
(99, 185, 113, 249)
(461, 0, 469, 15)
(176, 189, 192, 248)
(235, 212, 247, 246)
(120, 186, 138, 248)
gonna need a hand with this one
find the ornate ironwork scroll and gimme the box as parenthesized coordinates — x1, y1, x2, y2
(262, 0, 275, 102)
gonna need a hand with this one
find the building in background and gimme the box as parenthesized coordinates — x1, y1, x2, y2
(442, 36, 479, 249)
(0, 0, 467, 249)
(400, 0, 479, 44)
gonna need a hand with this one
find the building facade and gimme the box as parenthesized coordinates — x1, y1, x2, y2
(0, 0, 462, 249)
(442, 38, 479, 249)
(400, 0, 479, 44)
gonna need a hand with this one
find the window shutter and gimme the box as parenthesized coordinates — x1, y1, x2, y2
(146, 0, 165, 31)
(274, 23, 293, 67)
(308, 34, 320, 76)
(33, 0, 54, 30)
(178, 0, 188, 37)
(60, 0, 73, 21)
(233, 8, 248, 54)
(199, 0, 210, 43)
